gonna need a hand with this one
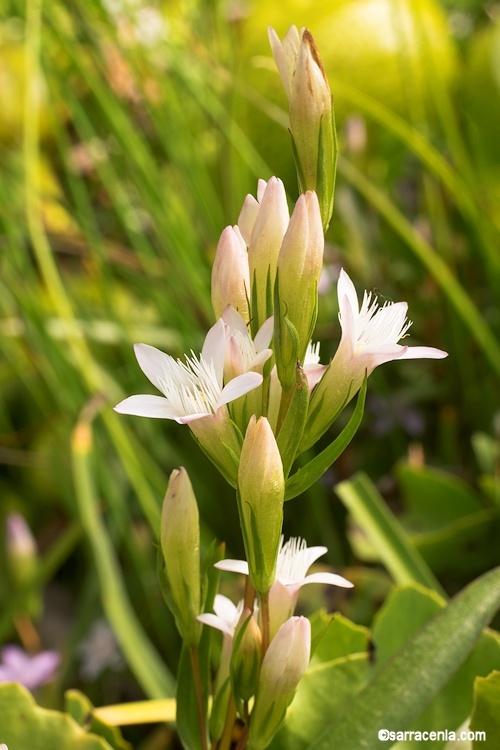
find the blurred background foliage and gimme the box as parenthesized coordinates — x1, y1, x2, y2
(0, 0, 499, 738)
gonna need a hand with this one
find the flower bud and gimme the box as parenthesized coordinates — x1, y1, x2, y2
(238, 416, 284, 595)
(6, 513, 37, 589)
(212, 226, 250, 323)
(160, 468, 201, 646)
(239, 178, 289, 331)
(5, 513, 40, 620)
(275, 191, 323, 387)
(230, 608, 262, 703)
(269, 26, 336, 231)
(248, 617, 311, 750)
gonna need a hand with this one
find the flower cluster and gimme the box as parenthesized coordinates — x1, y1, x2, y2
(114, 23, 447, 750)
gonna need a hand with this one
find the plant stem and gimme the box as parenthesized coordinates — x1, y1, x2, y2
(244, 577, 256, 611)
(259, 592, 270, 655)
(218, 694, 236, 750)
(189, 646, 208, 750)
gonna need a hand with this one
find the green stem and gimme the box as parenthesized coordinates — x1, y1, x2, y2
(189, 646, 208, 750)
(259, 592, 270, 656)
(217, 694, 237, 750)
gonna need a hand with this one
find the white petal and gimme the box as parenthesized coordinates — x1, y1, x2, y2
(238, 194, 260, 245)
(257, 178, 268, 203)
(338, 269, 359, 317)
(215, 559, 250, 575)
(250, 349, 273, 370)
(134, 343, 177, 393)
(217, 372, 263, 407)
(299, 572, 354, 588)
(222, 305, 248, 338)
(254, 316, 274, 351)
(177, 411, 213, 424)
(213, 594, 239, 622)
(201, 319, 226, 386)
(114, 395, 178, 419)
(398, 346, 448, 360)
(304, 363, 327, 391)
(197, 613, 234, 636)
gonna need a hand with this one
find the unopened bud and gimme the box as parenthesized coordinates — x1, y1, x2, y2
(248, 616, 311, 750)
(239, 177, 289, 331)
(238, 416, 284, 594)
(269, 26, 336, 231)
(212, 226, 250, 323)
(6, 513, 37, 590)
(275, 191, 323, 387)
(160, 468, 201, 645)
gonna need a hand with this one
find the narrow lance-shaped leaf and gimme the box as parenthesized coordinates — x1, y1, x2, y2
(285, 376, 367, 501)
(336, 471, 444, 594)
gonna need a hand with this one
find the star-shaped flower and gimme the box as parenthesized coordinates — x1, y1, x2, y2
(114, 318, 262, 423)
(337, 268, 447, 369)
(303, 269, 448, 451)
(216, 537, 352, 638)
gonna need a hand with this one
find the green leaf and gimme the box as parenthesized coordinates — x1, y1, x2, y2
(0, 683, 113, 750)
(308, 567, 500, 750)
(470, 671, 500, 749)
(65, 690, 131, 750)
(285, 378, 367, 501)
(310, 610, 370, 664)
(397, 462, 485, 532)
(411, 509, 499, 578)
(71, 421, 174, 699)
(277, 364, 310, 479)
(372, 584, 500, 748)
(337, 471, 444, 595)
(270, 654, 369, 750)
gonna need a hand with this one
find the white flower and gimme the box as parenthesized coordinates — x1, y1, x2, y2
(114, 319, 263, 423)
(222, 306, 273, 380)
(302, 269, 448, 451)
(215, 536, 352, 591)
(337, 268, 447, 368)
(197, 594, 244, 636)
(216, 537, 352, 640)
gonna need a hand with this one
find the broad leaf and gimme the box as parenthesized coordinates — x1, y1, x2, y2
(308, 566, 500, 750)
(372, 584, 500, 748)
(271, 654, 369, 750)
(310, 610, 370, 664)
(470, 671, 500, 749)
(65, 690, 131, 750)
(0, 683, 113, 750)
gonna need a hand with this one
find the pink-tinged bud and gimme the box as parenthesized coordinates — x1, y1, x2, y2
(269, 26, 336, 231)
(5, 513, 41, 620)
(160, 468, 201, 646)
(239, 178, 289, 330)
(275, 191, 324, 387)
(238, 416, 284, 595)
(248, 617, 311, 749)
(6, 513, 36, 563)
(212, 225, 250, 323)
(230, 608, 262, 702)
